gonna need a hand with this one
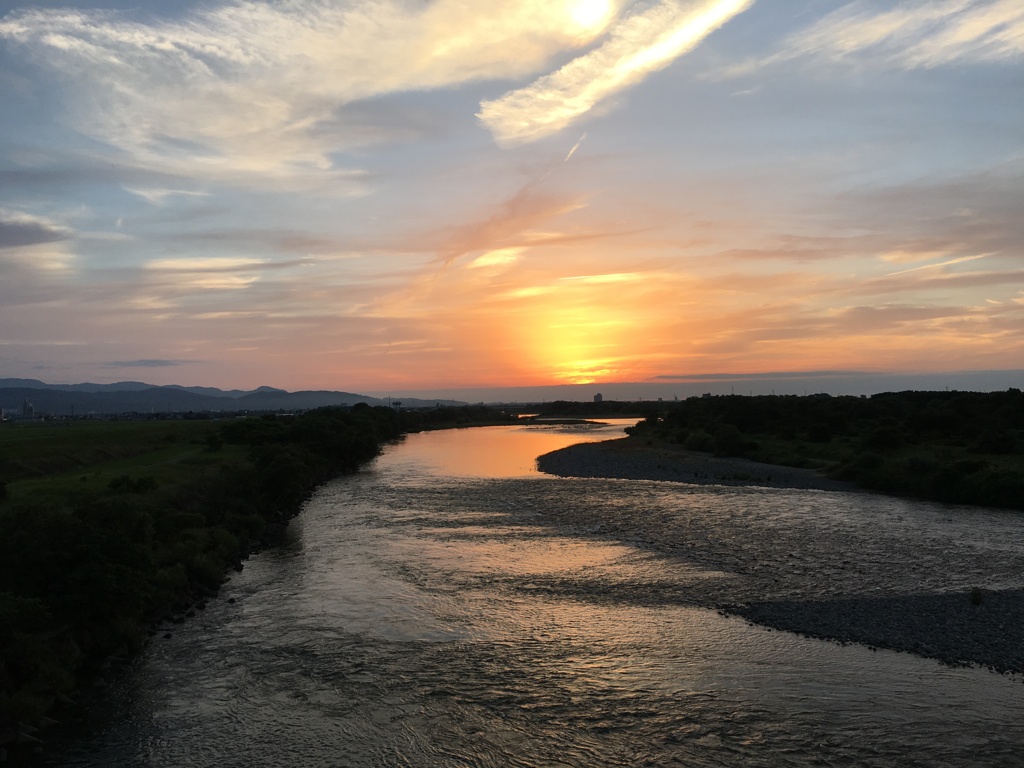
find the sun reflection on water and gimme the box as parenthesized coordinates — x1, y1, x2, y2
(375, 420, 636, 479)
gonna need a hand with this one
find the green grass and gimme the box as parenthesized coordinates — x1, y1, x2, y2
(1, 419, 219, 474)
(0, 419, 241, 509)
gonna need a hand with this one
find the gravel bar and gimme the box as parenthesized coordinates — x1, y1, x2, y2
(536, 437, 1024, 677)
(537, 437, 854, 492)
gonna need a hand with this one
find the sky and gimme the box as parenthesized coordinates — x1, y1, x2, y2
(1, 0, 1022, 400)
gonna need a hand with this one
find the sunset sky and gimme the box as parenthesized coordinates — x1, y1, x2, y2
(1, 0, 1022, 399)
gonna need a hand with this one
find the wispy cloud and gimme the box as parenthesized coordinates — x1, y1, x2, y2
(0, 209, 70, 249)
(479, 0, 754, 146)
(0, 210, 76, 283)
(137, 256, 302, 297)
(430, 182, 594, 266)
(655, 370, 866, 381)
(102, 359, 196, 368)
(886, 252, 990, 276)
(0, 1, 622, 182)
(123, 187, 211, 206)
(468, 248, 523, 269)
(559, 272, 645, 283)
(145, 257, 270, 273)
(724, 0, 1024, 76)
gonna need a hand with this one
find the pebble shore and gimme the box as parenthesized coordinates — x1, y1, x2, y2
(537, 437, 854, 492)
(536, 437, 1024, 677)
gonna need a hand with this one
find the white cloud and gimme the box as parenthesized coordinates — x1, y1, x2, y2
(559, 272, 645, 283)
(0, 1, 624, 184)
(145, 257, 269, 272)
(0, 242, 75, 273)
(479, 0, 754, 146)
(135, 257, 265, 295)
(122, 187, 211, 206)
(725, 0, 1024, 76)
(468, 248, 523, 269)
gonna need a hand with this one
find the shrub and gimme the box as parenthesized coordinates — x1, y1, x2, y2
(713, 424, 753, 458)
(860, 426, 903, 452)
(807, 422, 833, 443)
(684, 429, 715, 453)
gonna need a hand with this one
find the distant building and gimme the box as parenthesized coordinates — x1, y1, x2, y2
(22, 399, 34, 418)
(593, 393, 603, 403)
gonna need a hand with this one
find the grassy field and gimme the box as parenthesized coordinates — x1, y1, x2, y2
(1, 419, 242, 510)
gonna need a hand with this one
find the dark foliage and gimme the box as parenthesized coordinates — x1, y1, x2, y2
(629, 389, 1024, 510)
(0, 404, 410, 729)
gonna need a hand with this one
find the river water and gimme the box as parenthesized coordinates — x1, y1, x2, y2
(52, 421, 1024, 767)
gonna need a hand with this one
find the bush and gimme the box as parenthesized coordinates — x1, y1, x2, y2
(107, 475, 158, 494)
(713, 424, 753, 457)
(684, 429, 715, 453)
(970, 429, 1019, 455)
(860, 426, 904, 452)
(807, 422, 833, 443)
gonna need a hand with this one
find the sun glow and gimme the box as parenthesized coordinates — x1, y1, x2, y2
(566, 0, 615, 34)
(518, 303, 627, 384)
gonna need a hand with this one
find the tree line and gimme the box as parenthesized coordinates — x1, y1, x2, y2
(624, 389, 1024, 509)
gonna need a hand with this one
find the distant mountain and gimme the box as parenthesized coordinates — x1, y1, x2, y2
(0, 386, 255, 416)
(159, 384, 287, 398)
(0, 378, 157, 393)
(0, 379, 457, 416)
(0, 379, 252, 395)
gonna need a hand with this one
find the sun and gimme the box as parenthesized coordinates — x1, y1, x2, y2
(516, 302, 626, 385)
(565, 0, 614, 34)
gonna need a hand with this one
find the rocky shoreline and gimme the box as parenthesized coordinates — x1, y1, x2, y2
(536, 437, 1024, 678)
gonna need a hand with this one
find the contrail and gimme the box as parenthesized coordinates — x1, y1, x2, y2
(887, 252, 989, 276)
(564, 133, 587, 162)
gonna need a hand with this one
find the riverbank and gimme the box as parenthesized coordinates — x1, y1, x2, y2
(0, 406, 410, 761)
(536, 437, 1024, 677)
(537, 436, 855, 492)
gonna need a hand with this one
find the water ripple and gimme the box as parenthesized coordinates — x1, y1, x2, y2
(49, 424, 1024, 767)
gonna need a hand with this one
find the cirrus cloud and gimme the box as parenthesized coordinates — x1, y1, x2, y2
(479, 0, 754, 146)
(722, 0, 1024, 77)
(0, 1, 628, 184)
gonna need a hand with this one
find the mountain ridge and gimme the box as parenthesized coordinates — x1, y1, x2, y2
(0, 379, 454, 415)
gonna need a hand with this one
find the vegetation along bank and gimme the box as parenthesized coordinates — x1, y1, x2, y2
(603, 389, 1024, 511)
(0, 403, 514, 757)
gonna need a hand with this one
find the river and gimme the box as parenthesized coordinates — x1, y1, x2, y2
(50, 420, 1024, 766)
